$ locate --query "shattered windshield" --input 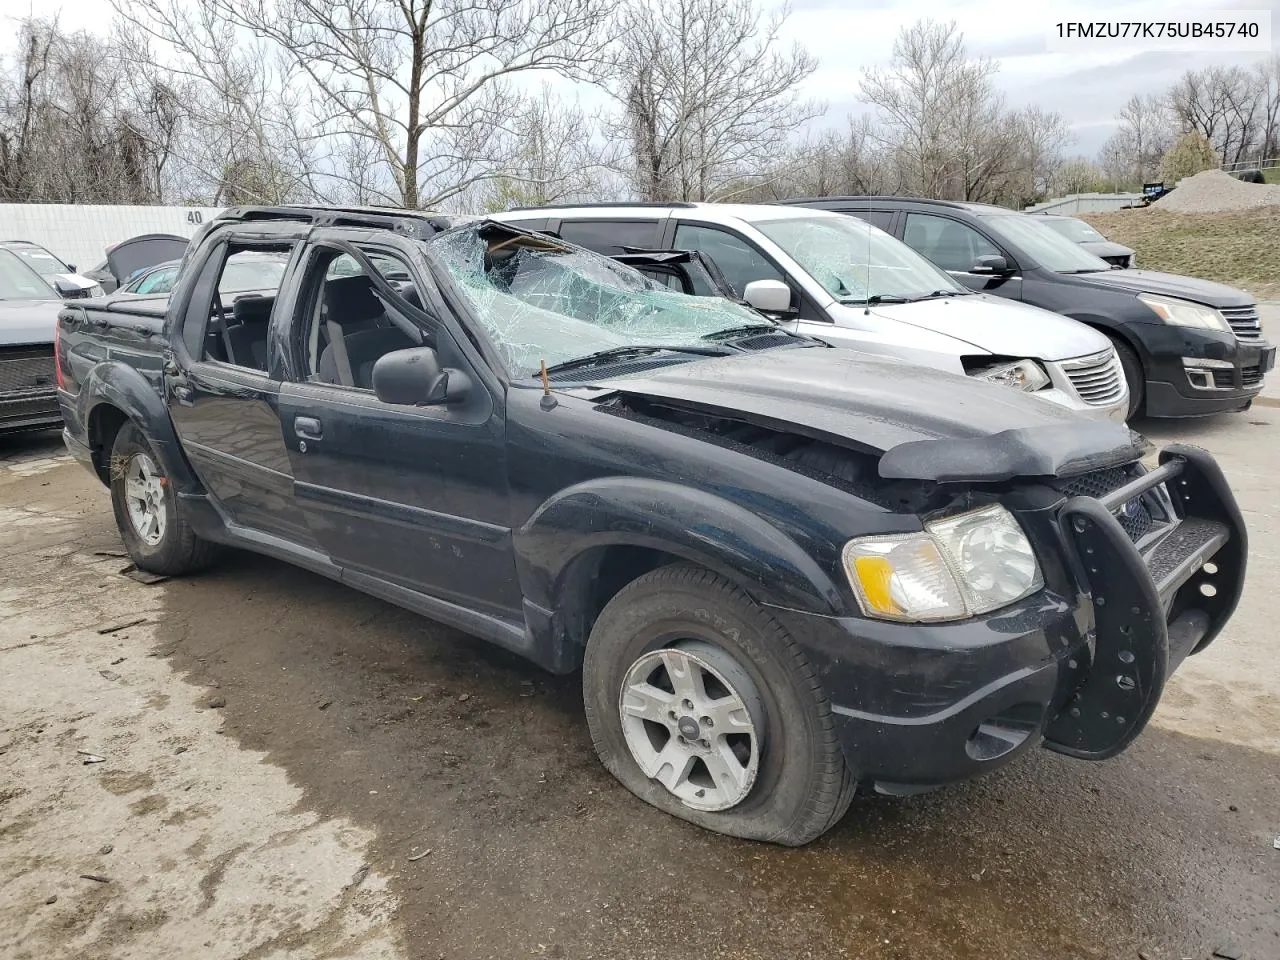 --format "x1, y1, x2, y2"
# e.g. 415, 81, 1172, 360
752, 215, 964, 303
427, 225, 775, 376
